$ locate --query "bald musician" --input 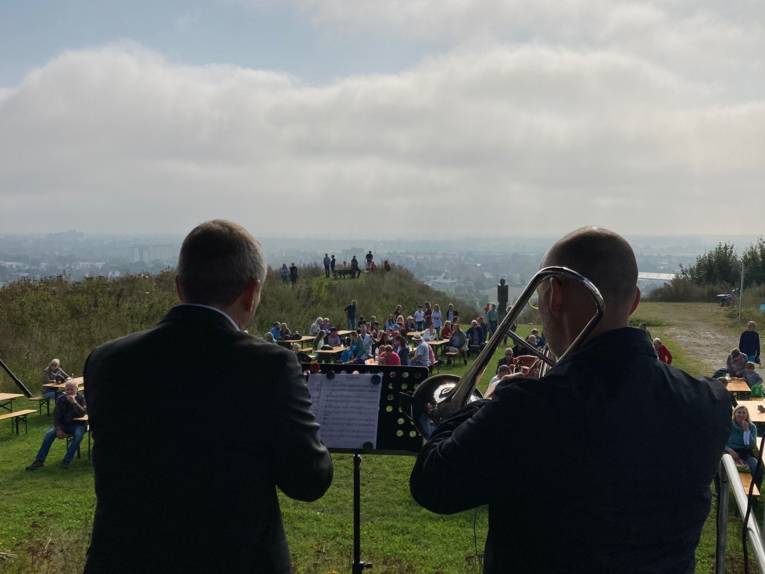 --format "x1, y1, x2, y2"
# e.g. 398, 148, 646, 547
410, 227, 731, 573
